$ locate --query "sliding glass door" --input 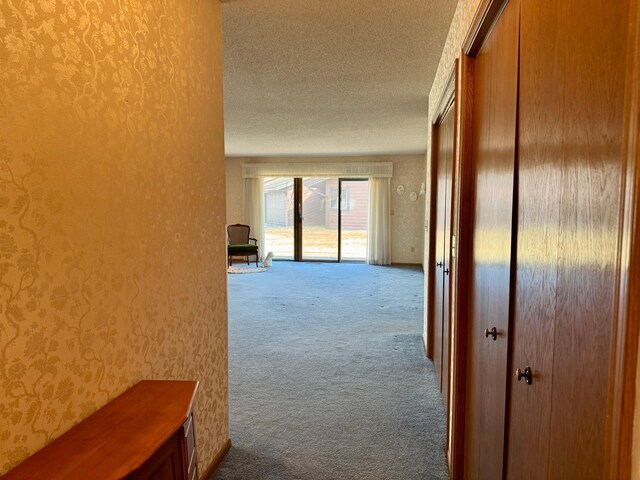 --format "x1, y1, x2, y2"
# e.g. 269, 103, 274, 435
263, 177, 368, 262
